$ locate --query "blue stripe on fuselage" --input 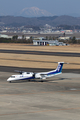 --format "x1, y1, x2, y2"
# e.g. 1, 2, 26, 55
17, 76, 35, 80
47, 71, 61, 76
